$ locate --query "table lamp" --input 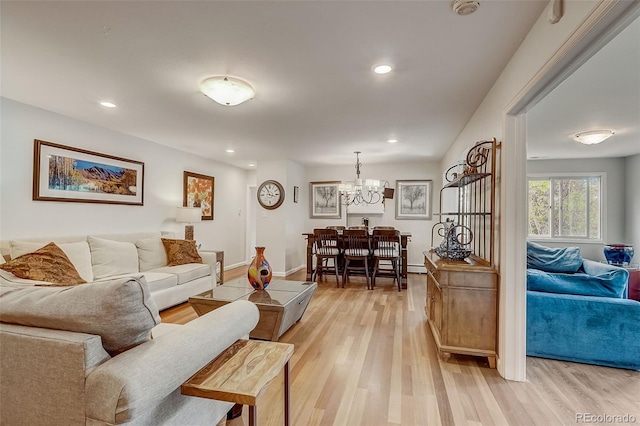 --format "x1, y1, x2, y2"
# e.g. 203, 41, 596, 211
176, 207, 202, 240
